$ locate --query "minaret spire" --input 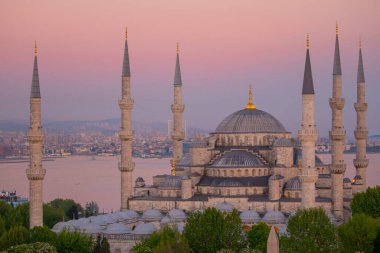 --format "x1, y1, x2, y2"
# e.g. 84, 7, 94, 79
119, 28, 134, 210
171, 43, 185, 163
27, 43, 46, 228
329, 24, 346, 219
245, 84, 256, 109
299, 33, 318, 209
353, 39, 369, 193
